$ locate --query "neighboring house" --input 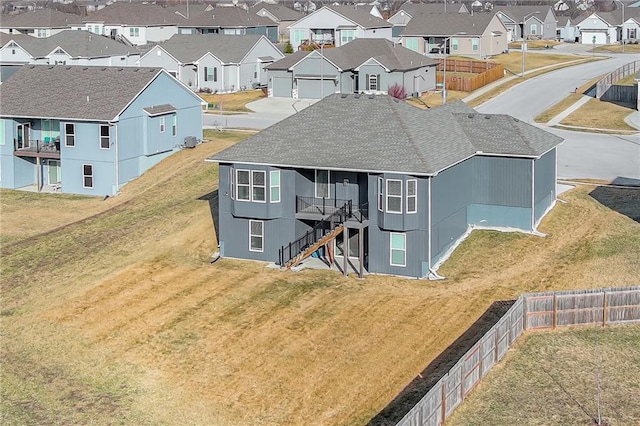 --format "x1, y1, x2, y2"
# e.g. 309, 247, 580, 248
137, 34, 284, 92
387, 3, 470, 41
288, 5, 393, 51
557, 15, 579, 42
401, 12, 508, 59
574, 9, 640, 44
207, 95, 563, 279
74, 2, 183, 46
0, 30, 141, 81
493, 6, 557, 41
266, 38, 438, 99
171, 4, 279, 43
251, 3, 303, 41
0, 65, 205, 196
76, 0, 113, 13
0, 8, 82, 37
